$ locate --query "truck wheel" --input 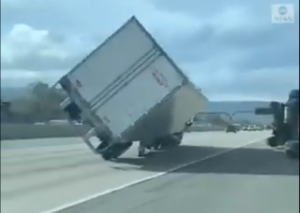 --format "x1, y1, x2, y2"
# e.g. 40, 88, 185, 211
267, 136, 278, 147
173, 132, 184, 141
172, 135, 183, 146
96, 141, 109, 152
151, 138, 163, 150
101, 142, 132, 161
286, 150, 298, 159
101, 151, 114, 161
160, 134, 182, 150
285, 141, 299, 159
